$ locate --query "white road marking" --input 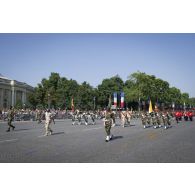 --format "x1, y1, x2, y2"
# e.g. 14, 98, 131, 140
0, 139, 18, 144
0, 121, 35, 124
